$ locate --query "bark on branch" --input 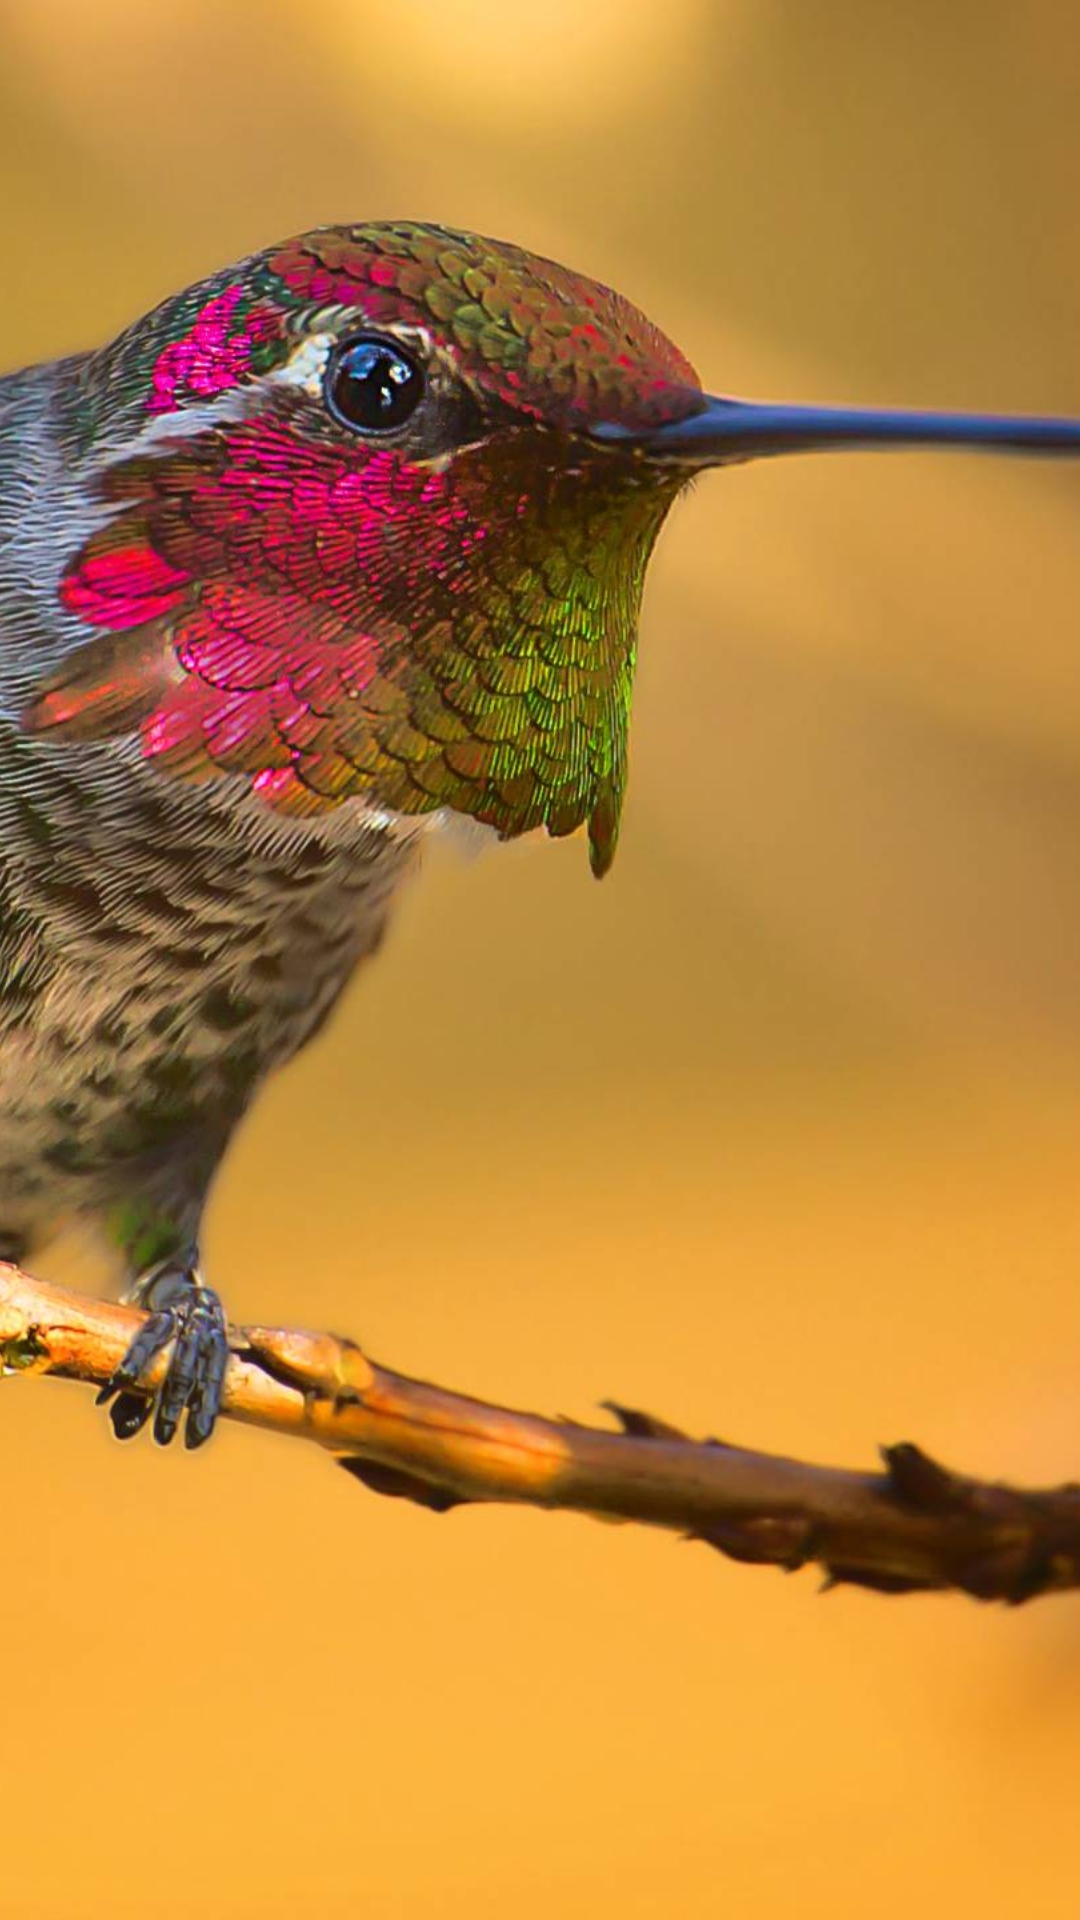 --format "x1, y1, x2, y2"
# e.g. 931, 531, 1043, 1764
2, 1261, 1078, 1605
